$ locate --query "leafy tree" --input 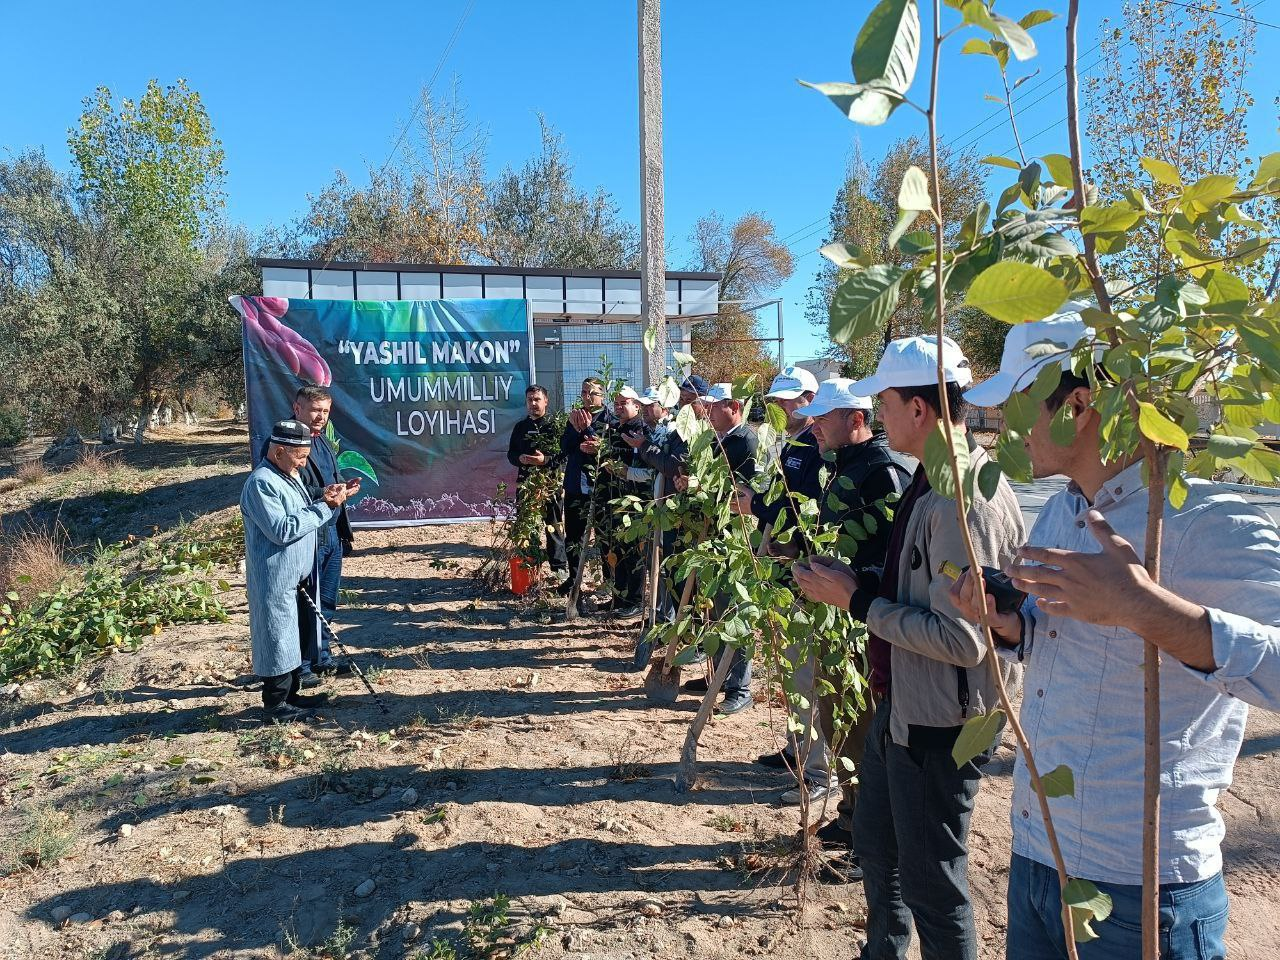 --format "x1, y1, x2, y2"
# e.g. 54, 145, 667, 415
803, 138, 997, 379
685, 212, 792, 384
68, 79, 228, 442
1083, 0, 1274, 288
481, 117, 638, 269
299, 86, 487, 264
